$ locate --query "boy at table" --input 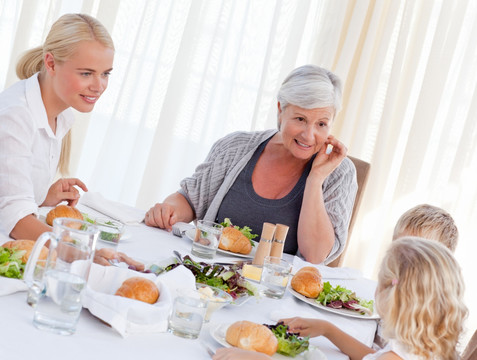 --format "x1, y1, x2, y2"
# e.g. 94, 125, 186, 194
392, 203, 458, 252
